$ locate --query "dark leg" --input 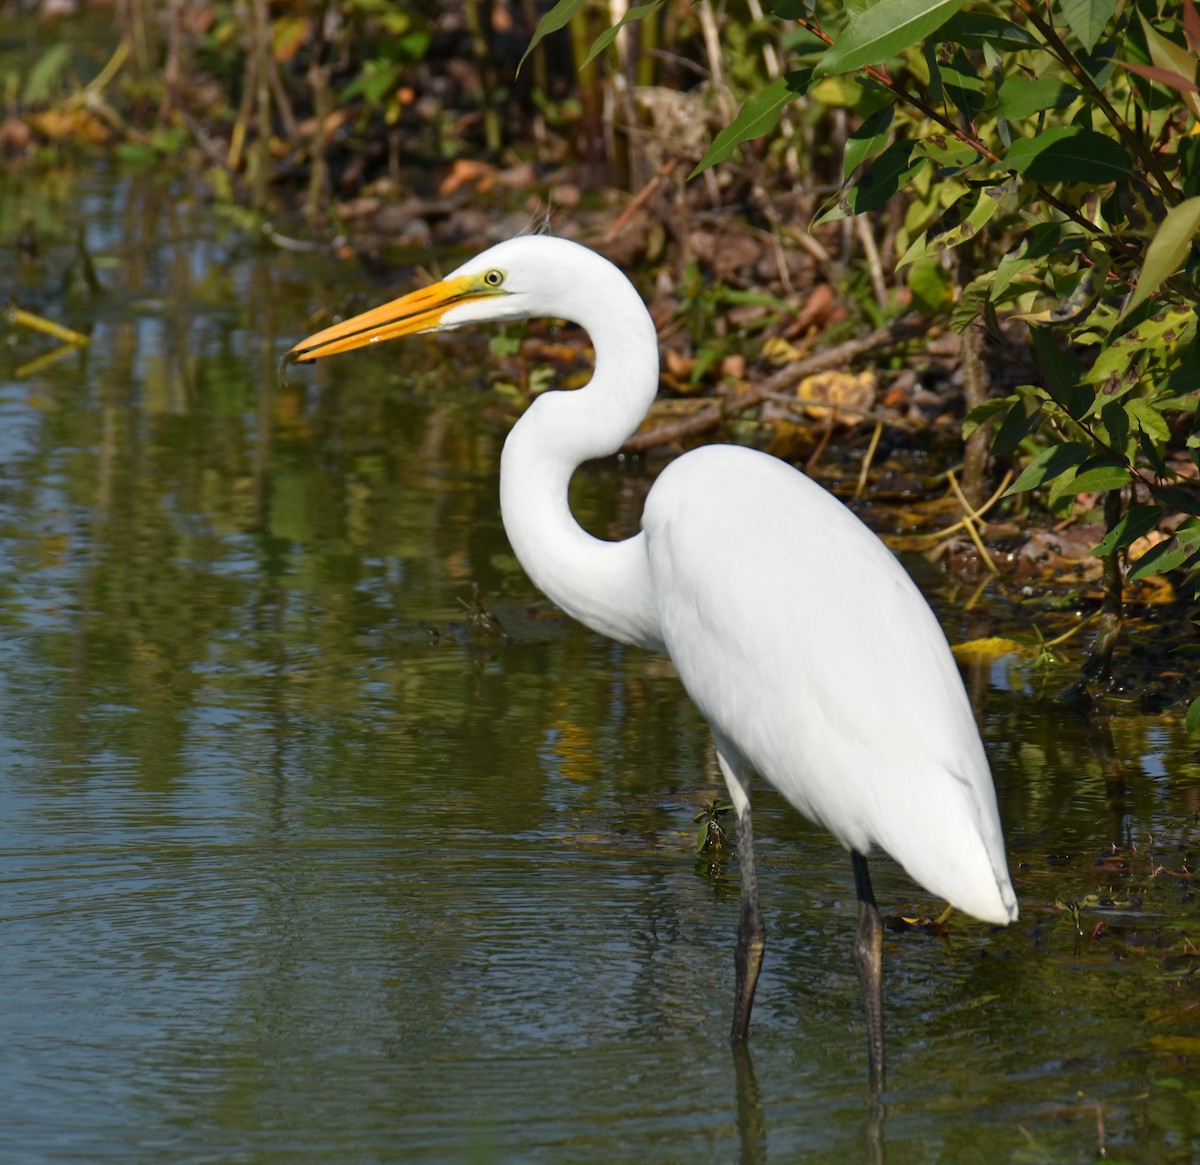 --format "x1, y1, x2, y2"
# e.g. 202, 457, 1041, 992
852, 850, 886, 1092
731, 802, 766, 1043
